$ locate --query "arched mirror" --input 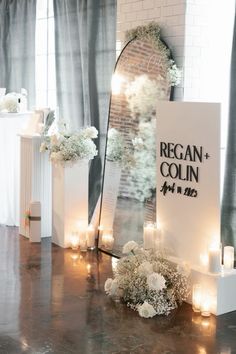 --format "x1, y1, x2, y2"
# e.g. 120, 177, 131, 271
98, 23, 180, 257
